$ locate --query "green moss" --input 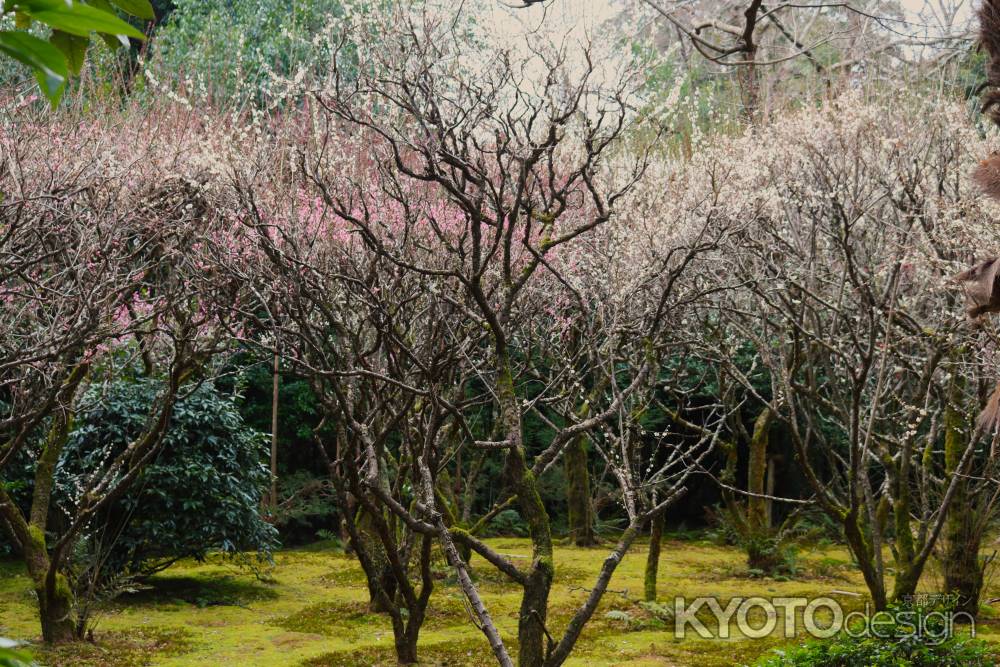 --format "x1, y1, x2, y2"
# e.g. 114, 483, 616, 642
316, 565, 368, 588
32, 627, 192, 667
277, 600, 381, 638
52, 571, 72, 602
2, 538, 999, 667
25, 525, 45, 552
279, 594, 476, 638
439, 563, 521, 594
301, 636, 492, 666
